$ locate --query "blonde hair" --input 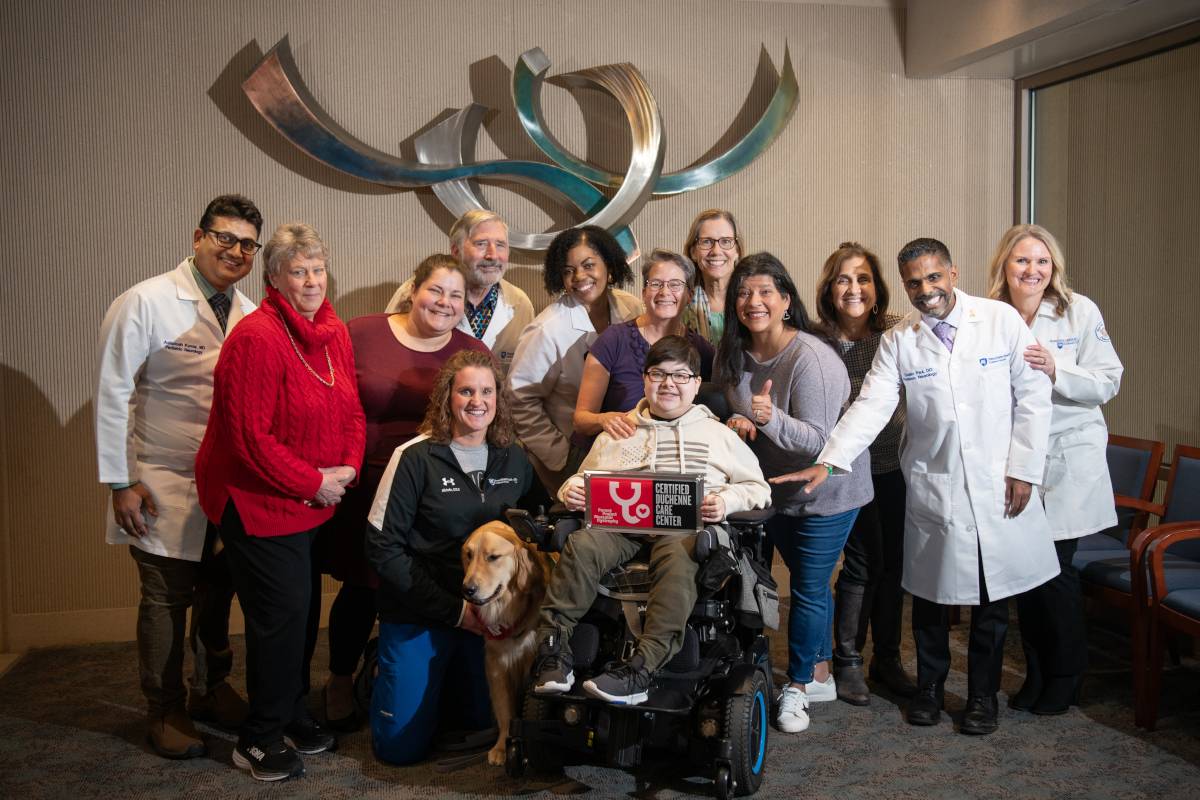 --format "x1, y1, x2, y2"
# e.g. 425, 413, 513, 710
987, 224, 1073, 318
417, 350, 514, 448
